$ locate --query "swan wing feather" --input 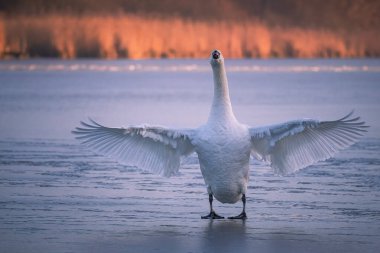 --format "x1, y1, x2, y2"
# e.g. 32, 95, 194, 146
249, 112, 368, 174
73, 119, 195, 177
